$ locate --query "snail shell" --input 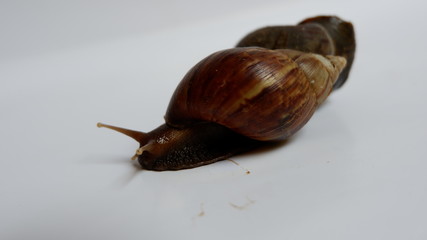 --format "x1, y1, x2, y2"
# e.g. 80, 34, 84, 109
98, 48, 346, 170
236, 16, 356, 89
166, 48, 346, 141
